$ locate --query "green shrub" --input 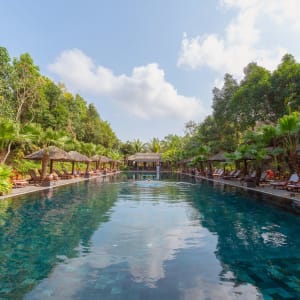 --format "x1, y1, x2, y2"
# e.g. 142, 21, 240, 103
0, 164, 13, 195
120, 165, 129, 171
13, 159, 40, 178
